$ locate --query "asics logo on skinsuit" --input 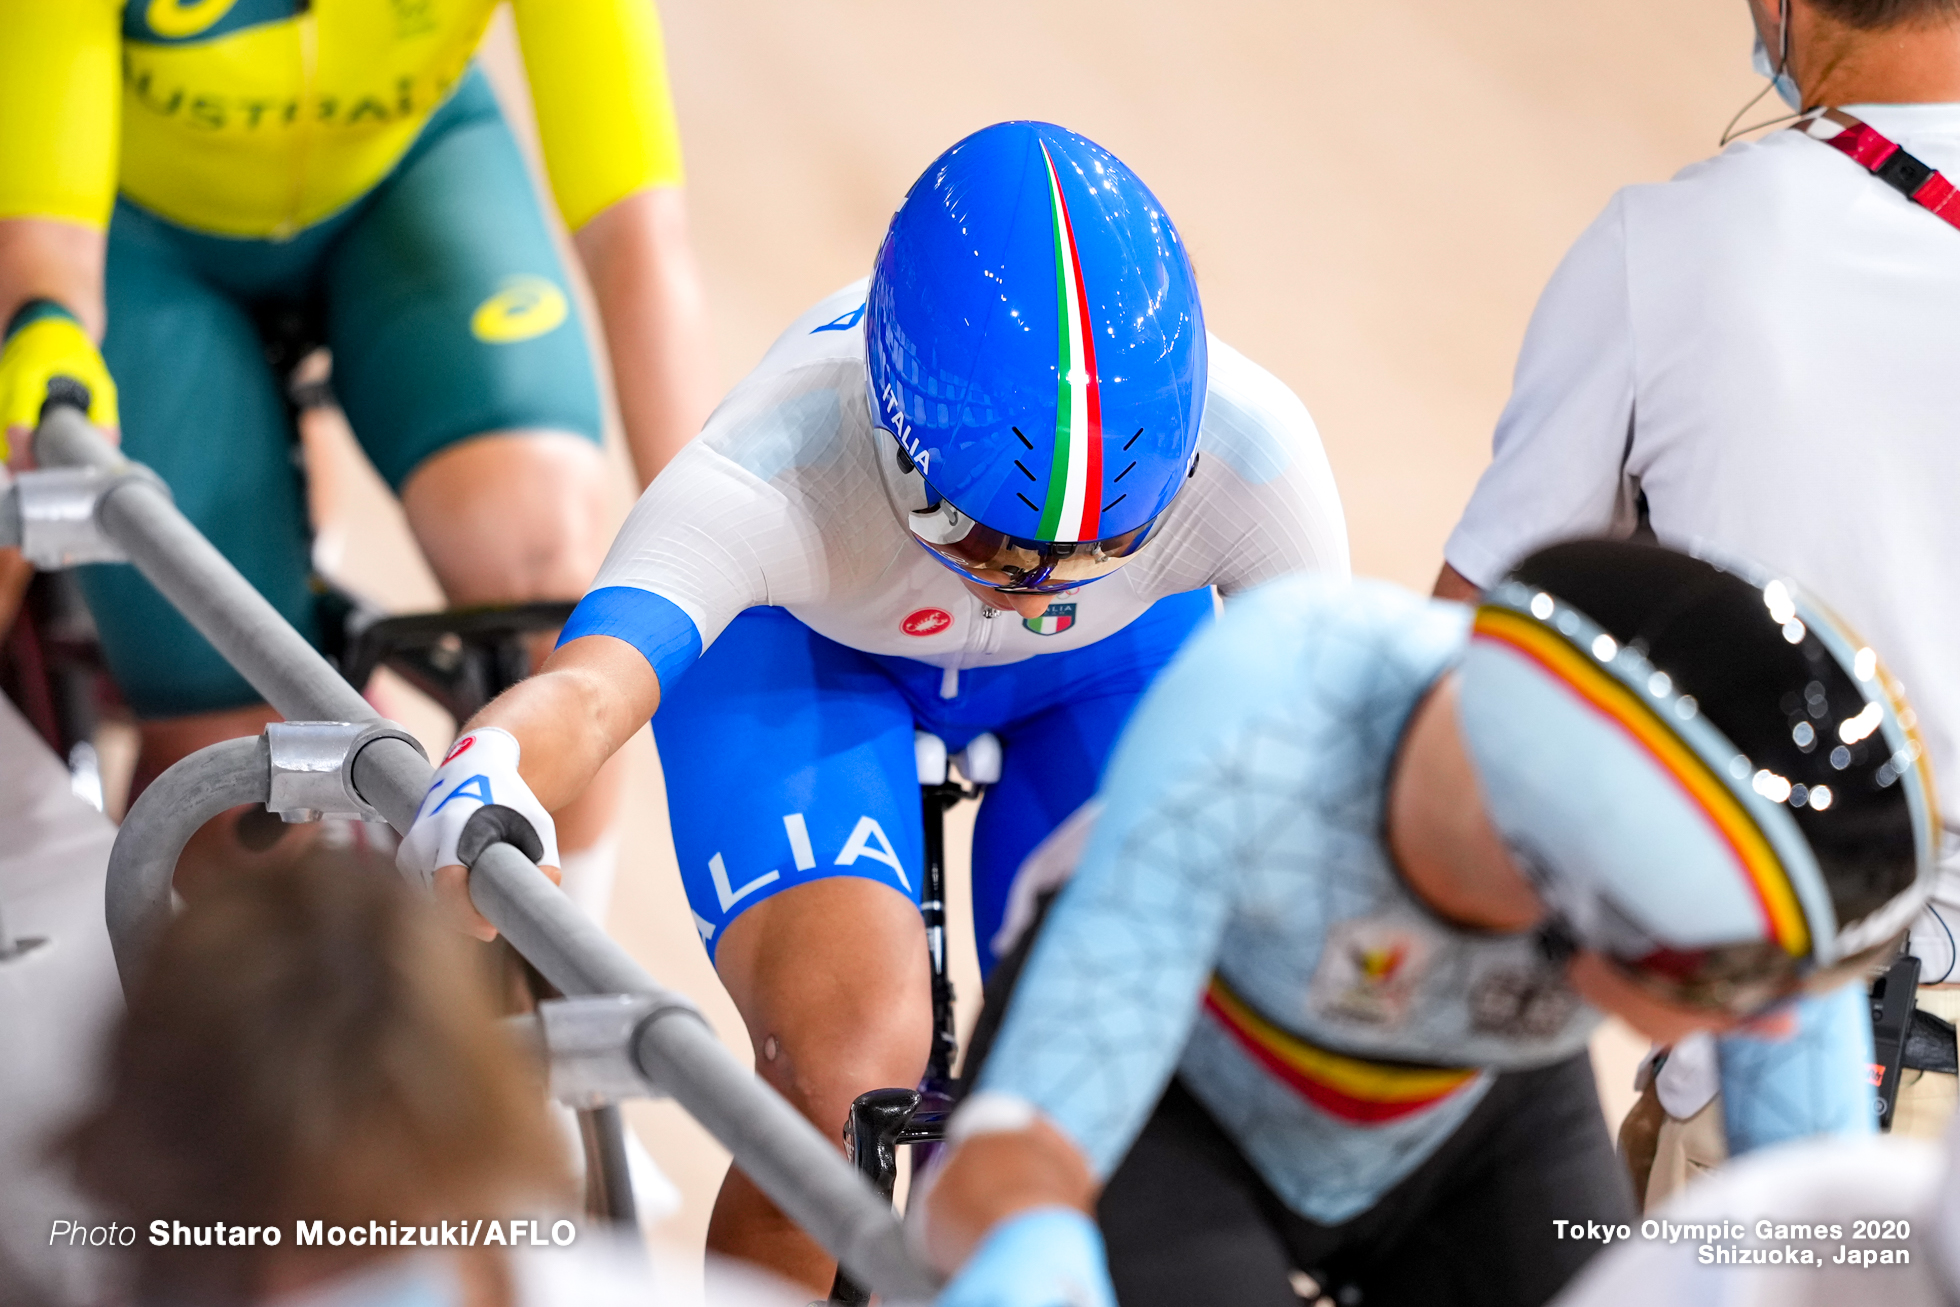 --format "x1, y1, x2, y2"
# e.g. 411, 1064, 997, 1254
902, 608, 953, 636
146, 0, 240, 39
470, 277, 569, 343
809, 303, 865, 333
